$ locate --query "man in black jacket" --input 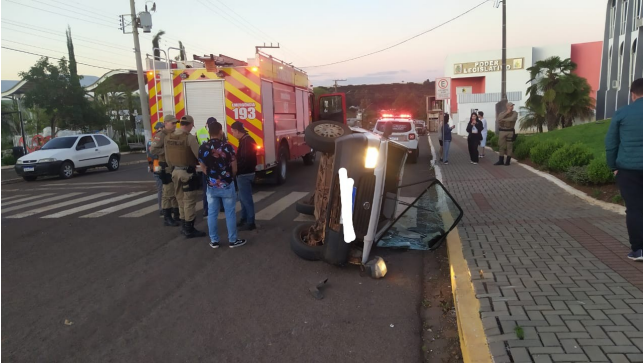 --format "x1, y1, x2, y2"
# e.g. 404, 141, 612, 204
230, 121, 258, 231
